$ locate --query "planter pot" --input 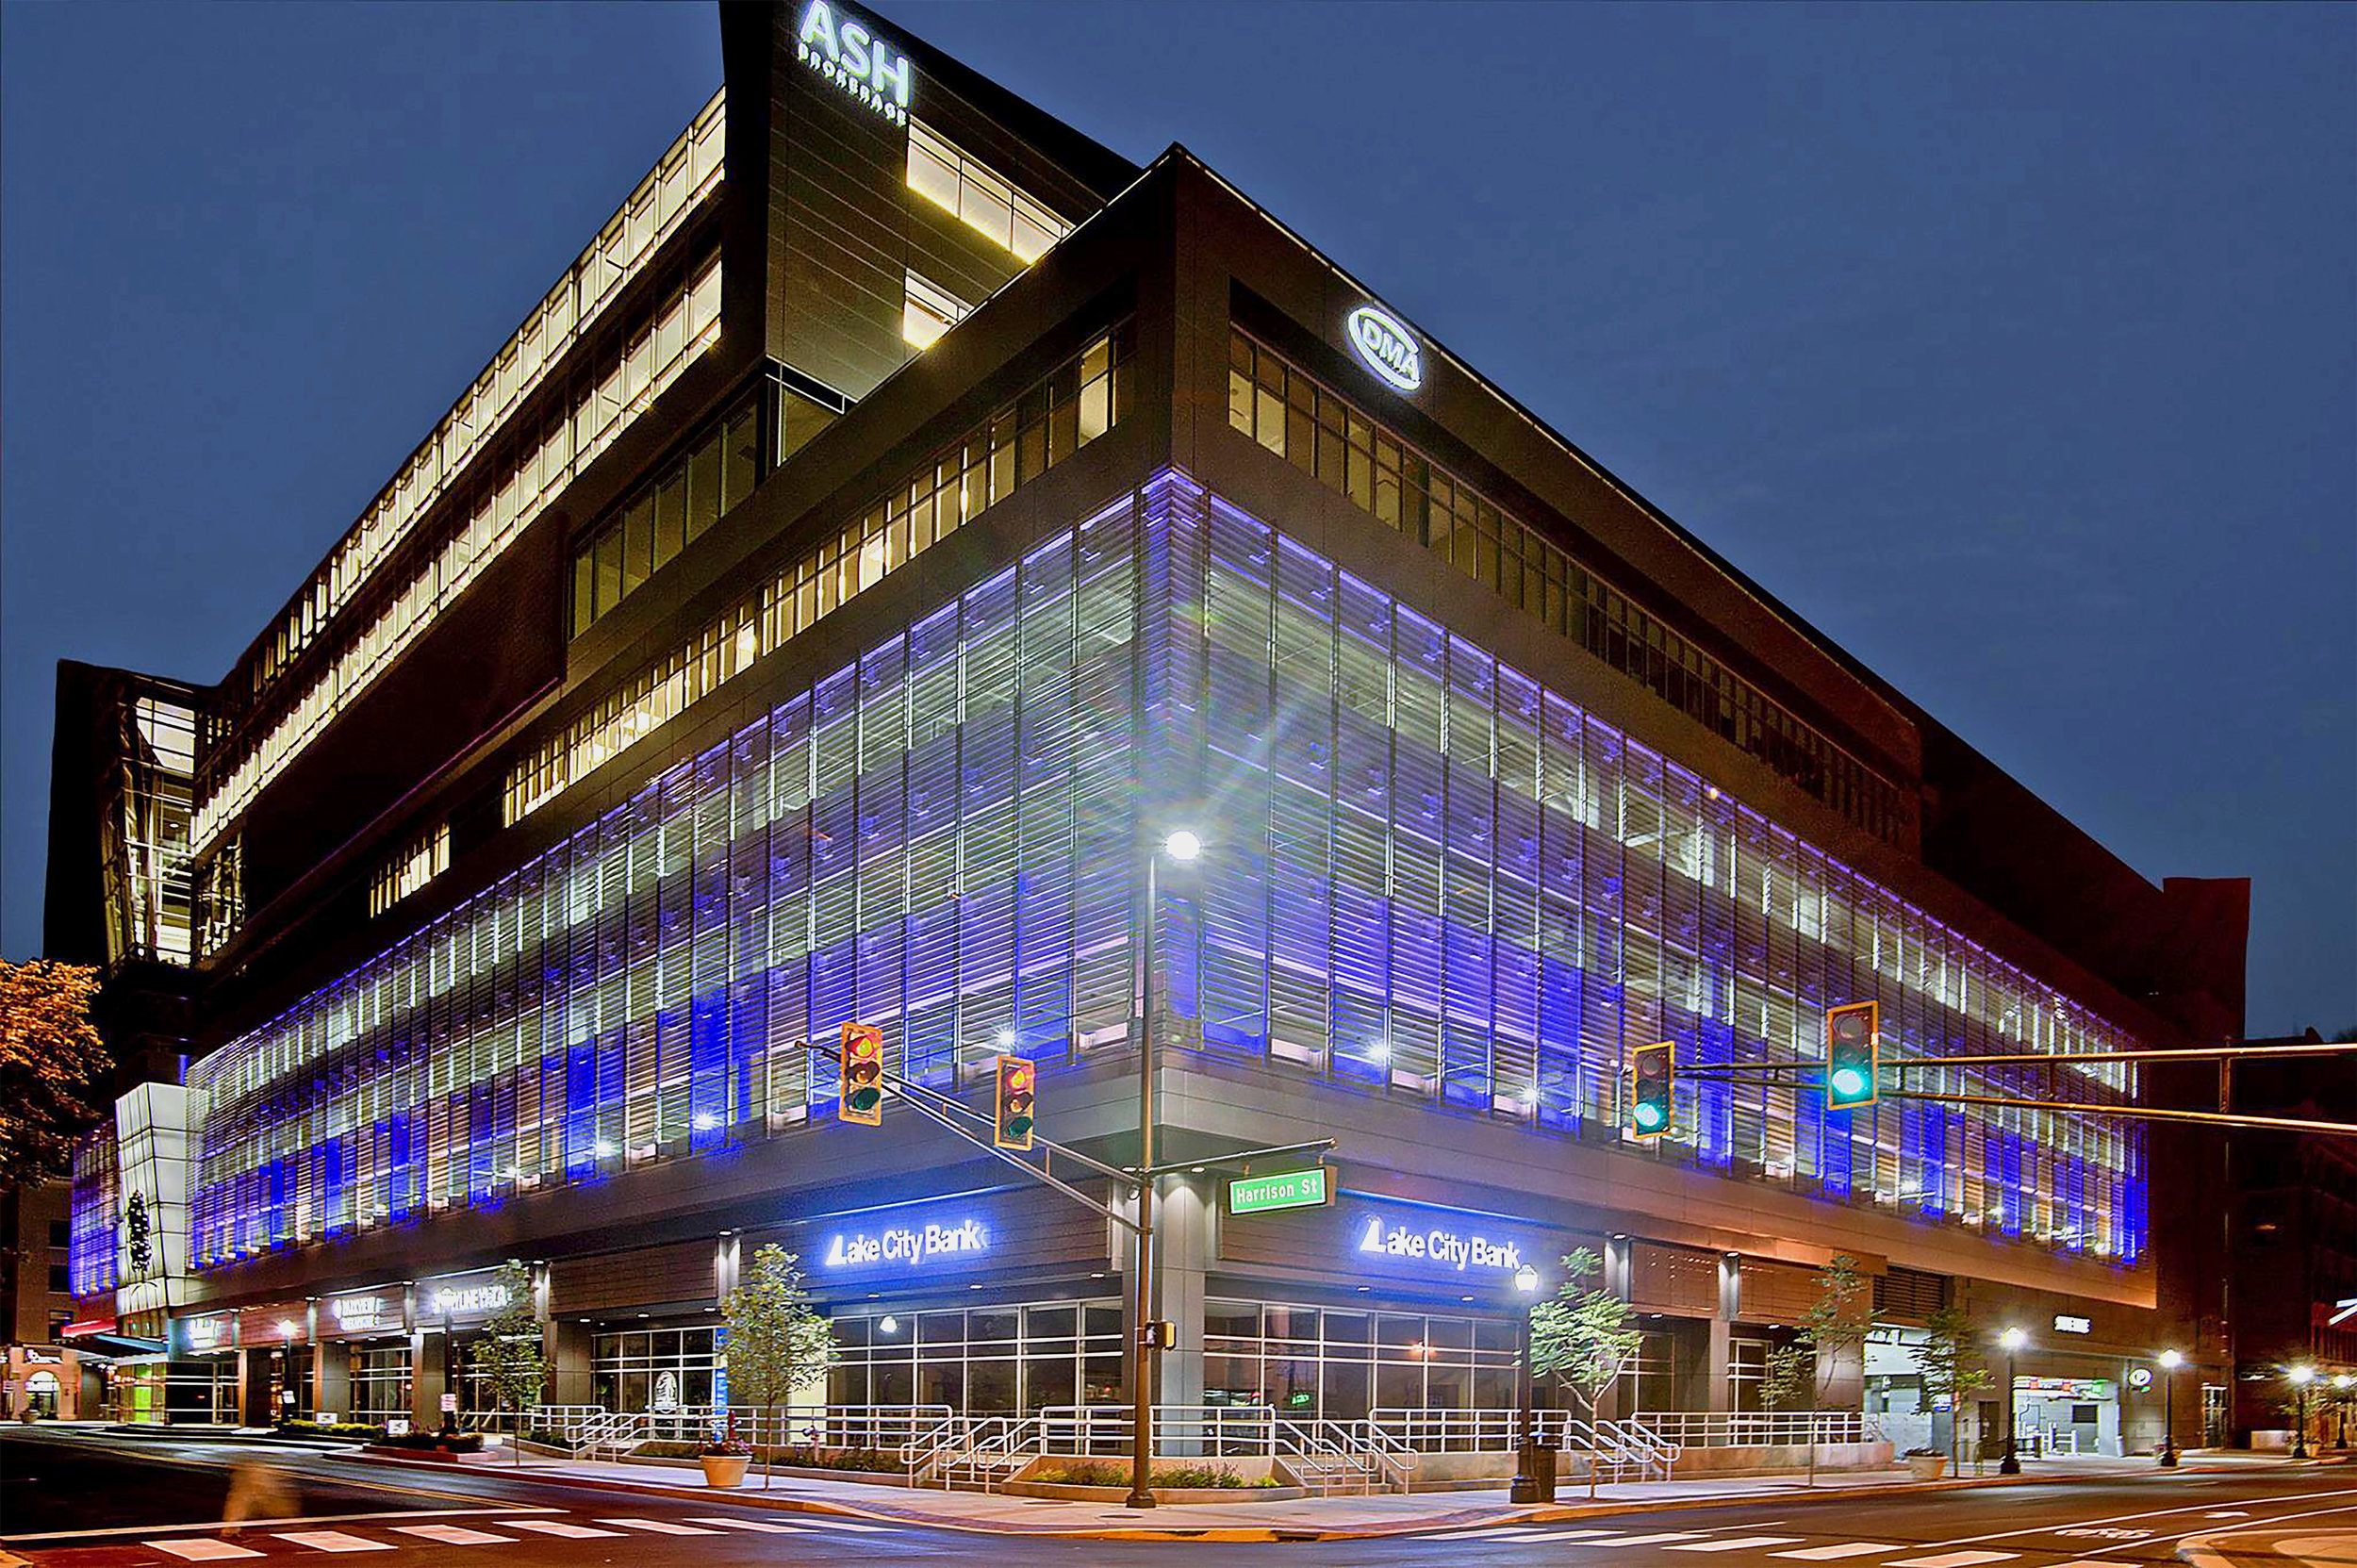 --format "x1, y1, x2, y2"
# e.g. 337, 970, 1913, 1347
1905, 1454, 1949, 1480
700, 1454, 750, 1489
